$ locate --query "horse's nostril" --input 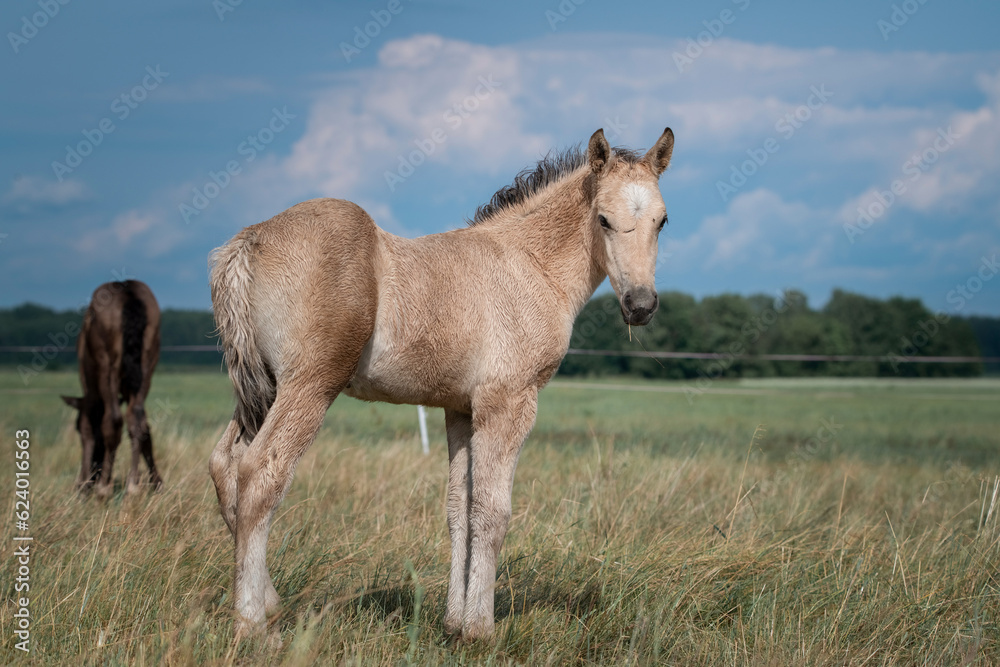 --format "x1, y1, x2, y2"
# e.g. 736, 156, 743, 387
623, 292, 633, 310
